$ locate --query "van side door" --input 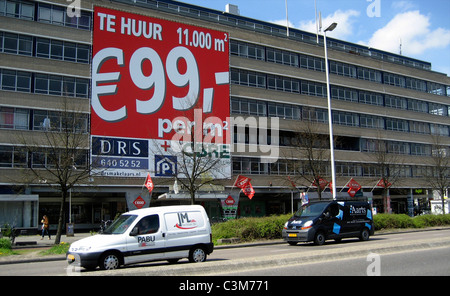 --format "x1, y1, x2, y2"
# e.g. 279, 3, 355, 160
125, 214, 166, 265
163, 210, 207, 259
